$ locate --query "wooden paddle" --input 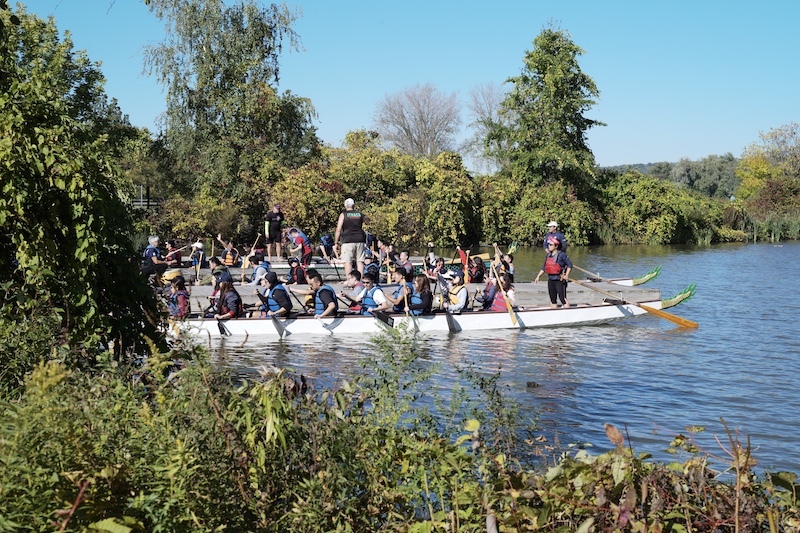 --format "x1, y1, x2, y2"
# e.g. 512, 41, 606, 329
242, 233, 262, 283
489, 261, 517, 326
569, 278, 698, 328
573, 264, 606, 281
